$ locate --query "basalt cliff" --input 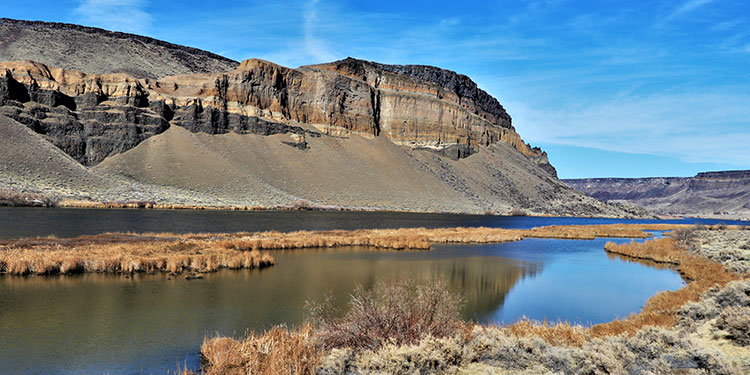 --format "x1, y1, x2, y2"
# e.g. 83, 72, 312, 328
565, 171, 750, 220
0, 18, 633, 216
